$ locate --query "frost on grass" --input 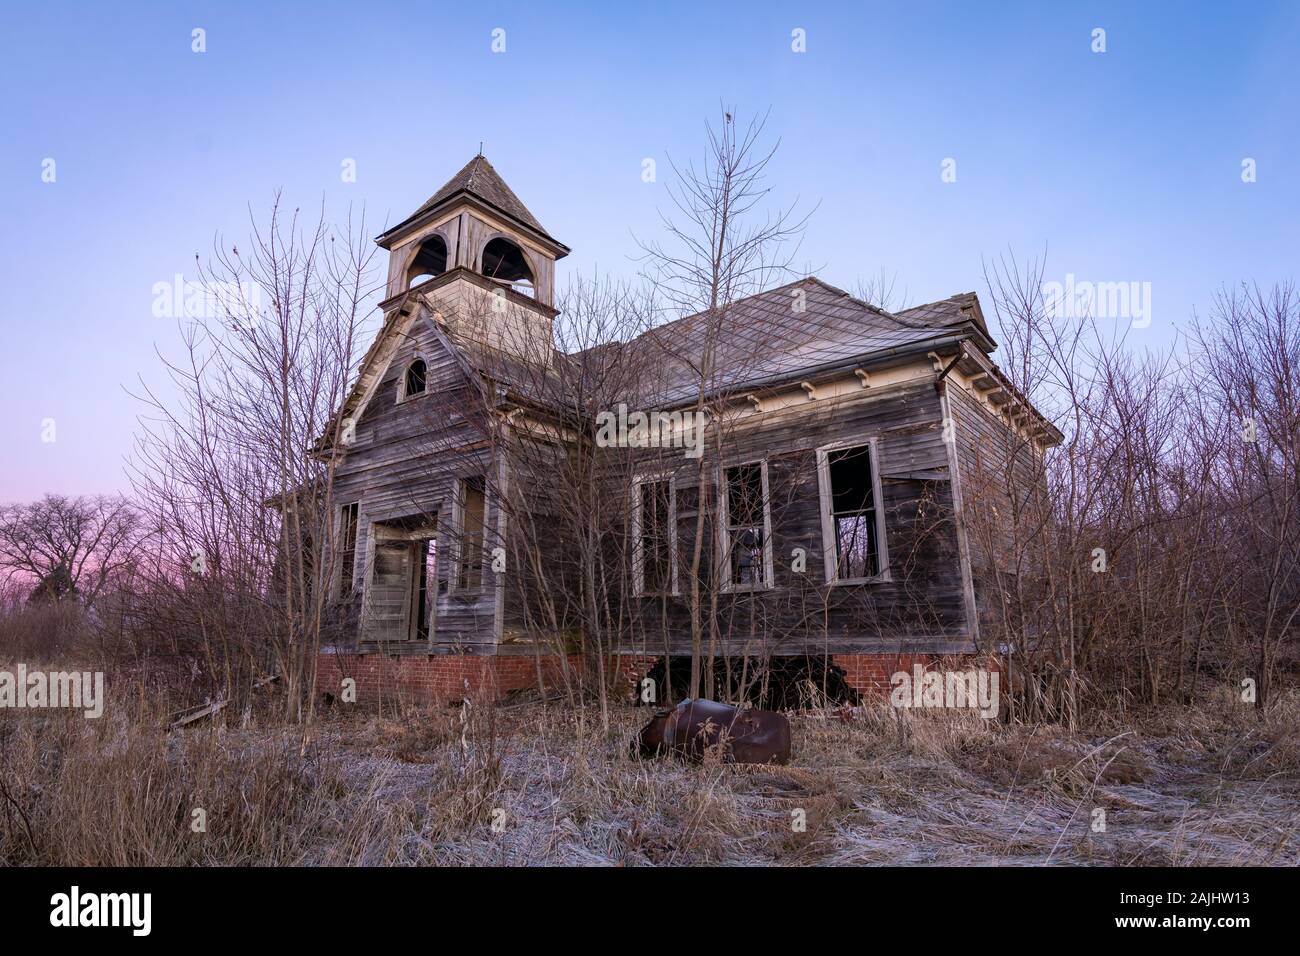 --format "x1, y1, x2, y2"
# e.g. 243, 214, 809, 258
2, 693, 1297, 866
